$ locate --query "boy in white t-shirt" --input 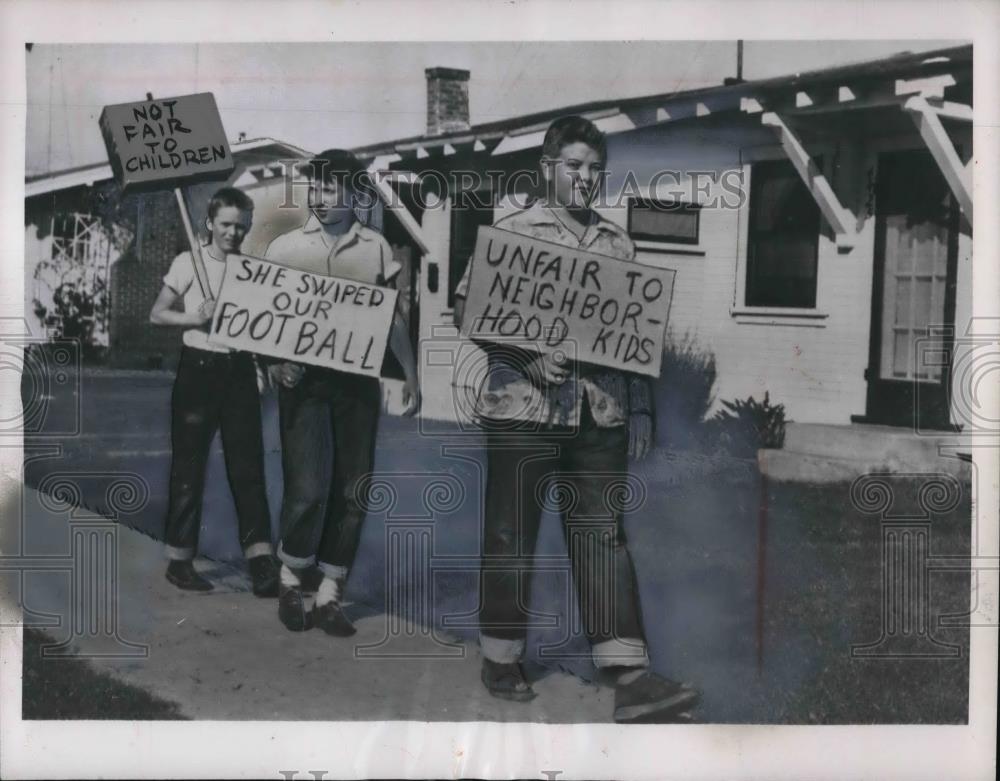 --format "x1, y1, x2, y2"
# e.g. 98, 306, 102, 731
149, 186, 279, 595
